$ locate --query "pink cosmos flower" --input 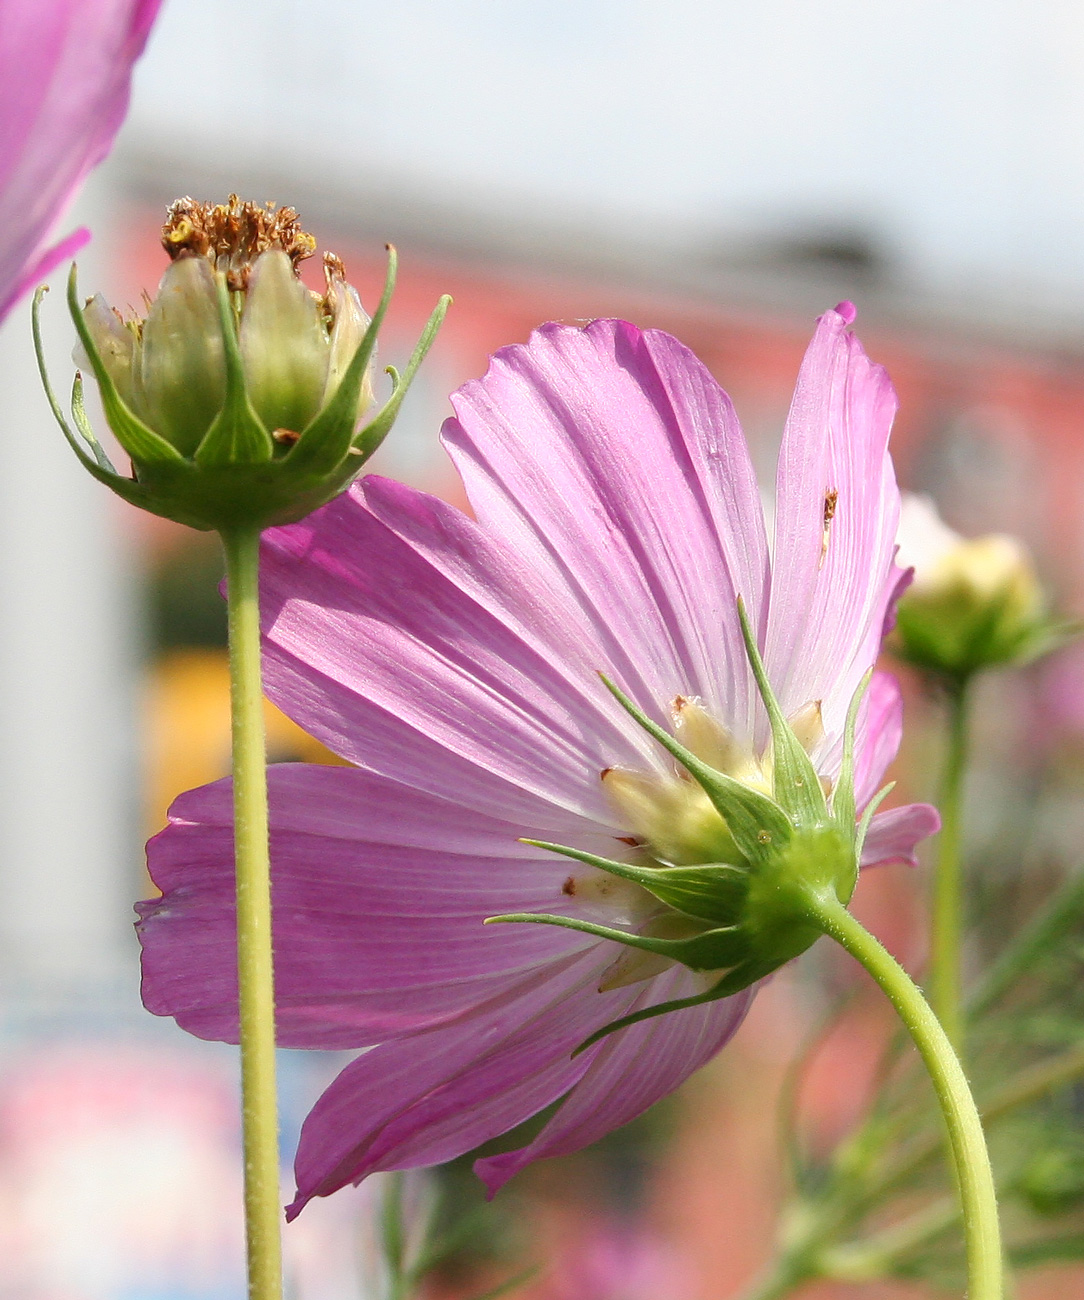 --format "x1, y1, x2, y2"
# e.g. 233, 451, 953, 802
0, 0, 160, 322
138, 305, 939, 1216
